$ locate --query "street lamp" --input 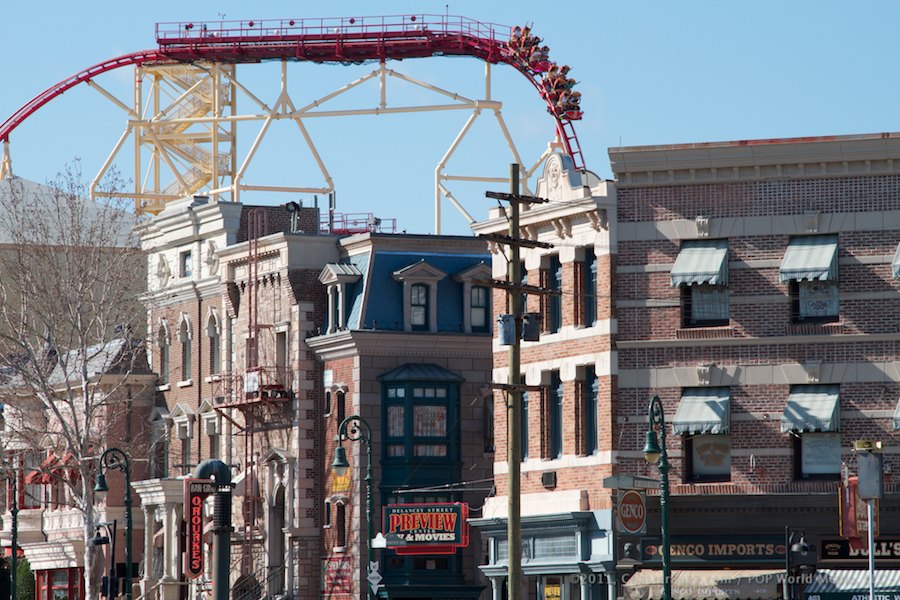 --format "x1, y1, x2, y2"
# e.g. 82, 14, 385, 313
784, 527, 815, 600
0, 462, 18, 600
331, 415, 374, 600
643, 395, 671, 600
90, 520, 118, 598
94, 448, 132, 600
